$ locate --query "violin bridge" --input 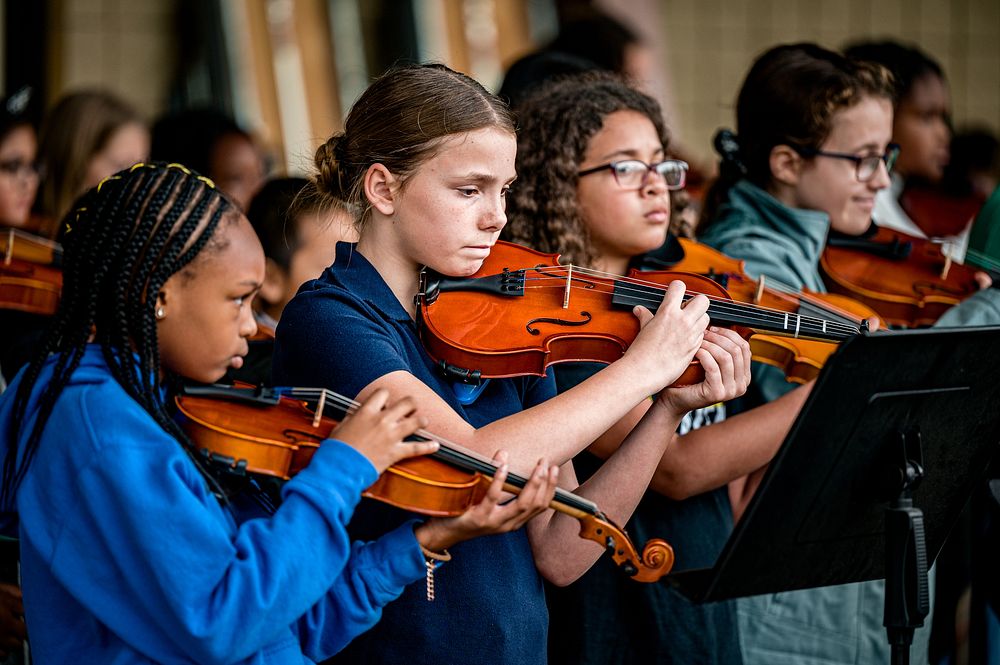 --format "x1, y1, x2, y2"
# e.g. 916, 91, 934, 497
563, 264, 573, 309
754, 274, 765, 304
312, 391, 326, 428
940, 253, 952, 280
